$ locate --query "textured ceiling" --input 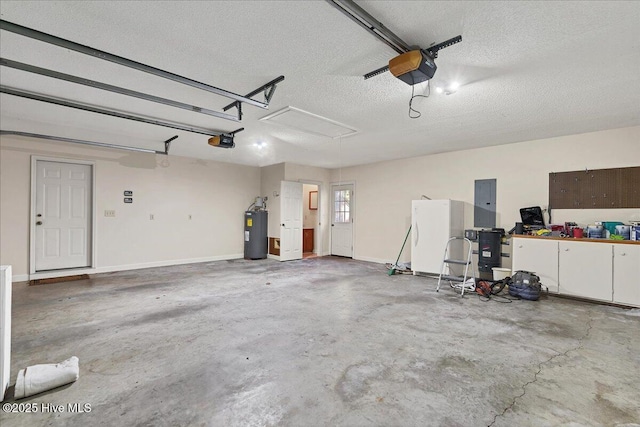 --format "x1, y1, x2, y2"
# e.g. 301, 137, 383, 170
0, 1, 639, 168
